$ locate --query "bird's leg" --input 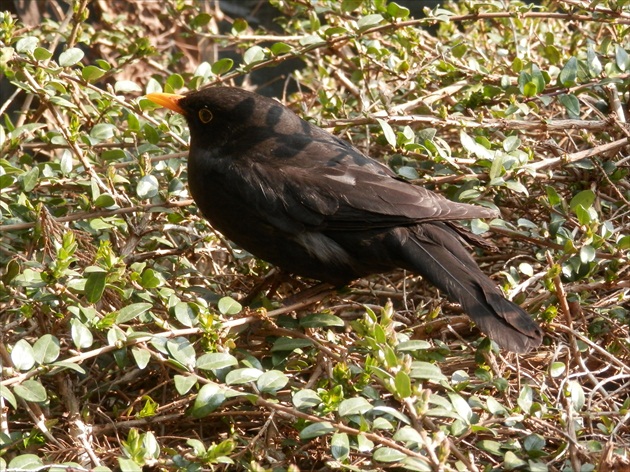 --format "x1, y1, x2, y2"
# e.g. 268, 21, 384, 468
281, 281, 337, 308
241, 268, 288, 305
